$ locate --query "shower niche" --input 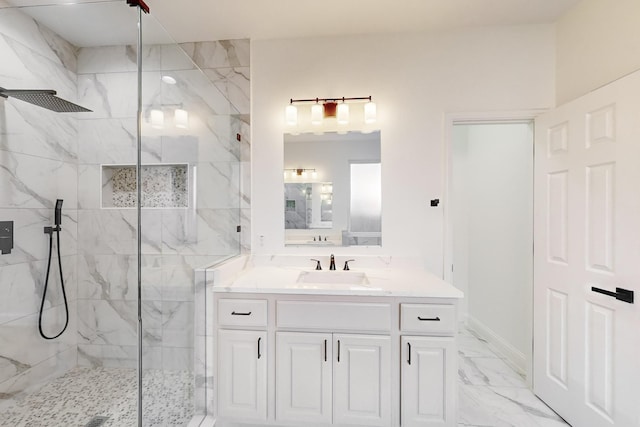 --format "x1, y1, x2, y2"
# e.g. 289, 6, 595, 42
101, 164, 189, 208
